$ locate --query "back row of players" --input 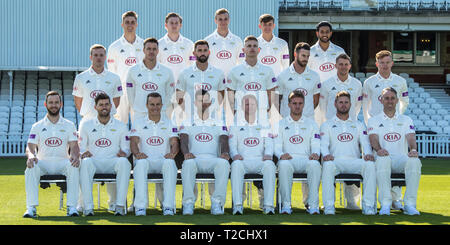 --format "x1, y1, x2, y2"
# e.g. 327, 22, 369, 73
23, 9, 420, 217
